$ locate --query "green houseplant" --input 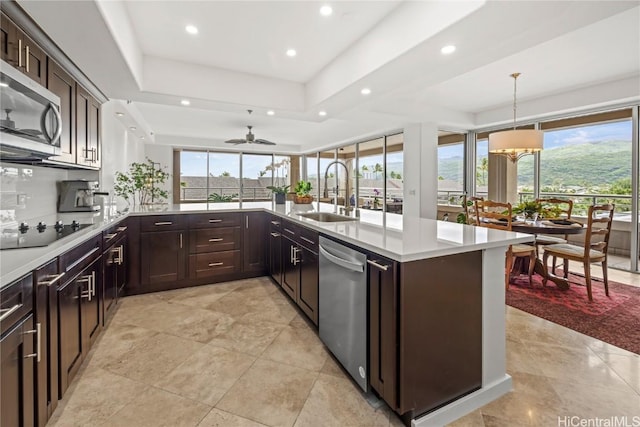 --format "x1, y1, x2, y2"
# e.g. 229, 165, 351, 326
293, 180, 313, 204
114, 159, 170, 206
266, 184, 290, 204
513, 200, 542, 220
